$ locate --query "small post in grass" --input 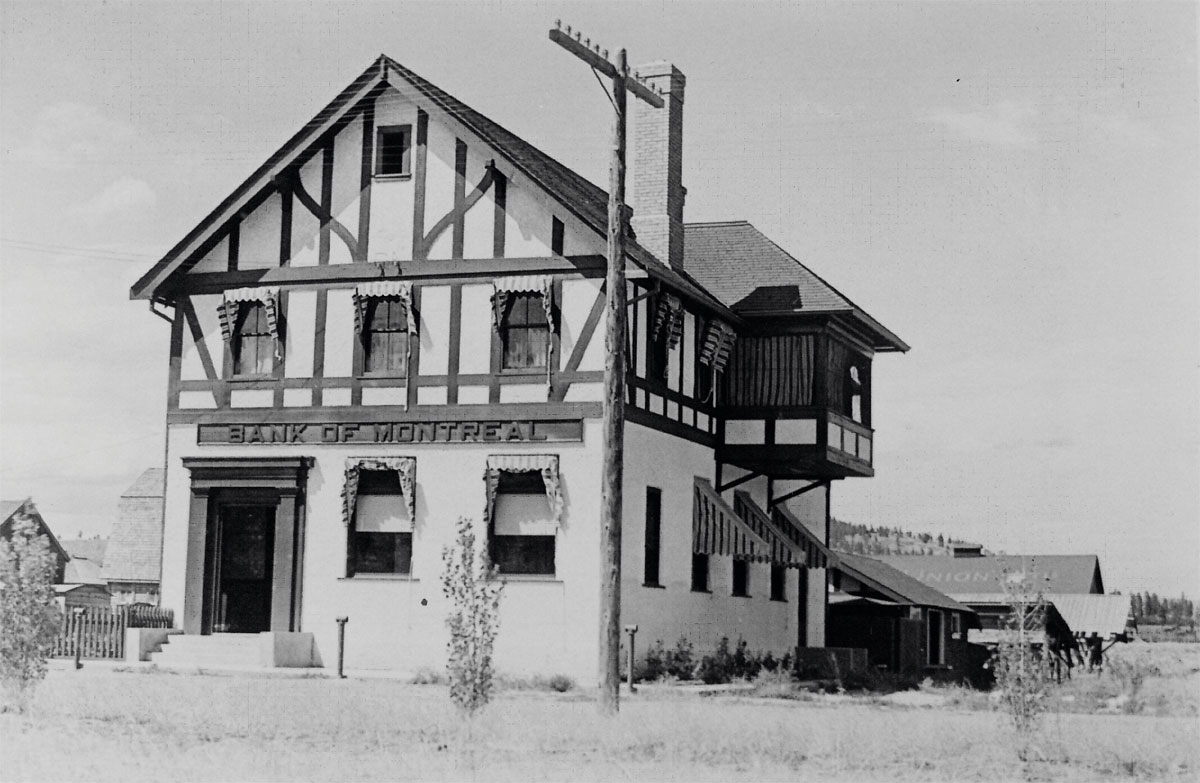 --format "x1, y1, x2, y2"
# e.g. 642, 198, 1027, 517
335, 616, 349, 679
624, 624, 638, 693
72, 608, 84, 670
